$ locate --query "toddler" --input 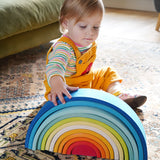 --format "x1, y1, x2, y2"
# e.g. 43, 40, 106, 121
44, 0, 147, 108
